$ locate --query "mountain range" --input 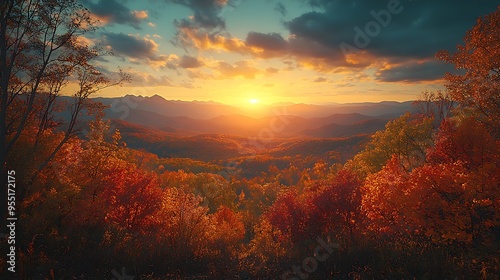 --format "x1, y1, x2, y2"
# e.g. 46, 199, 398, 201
89, 94, 415, 138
